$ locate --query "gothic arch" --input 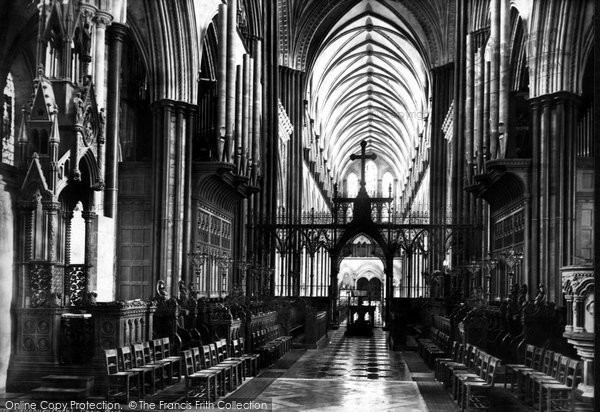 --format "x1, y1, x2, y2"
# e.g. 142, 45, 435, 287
527, 0, 593, 97
127, 0, 197, 104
